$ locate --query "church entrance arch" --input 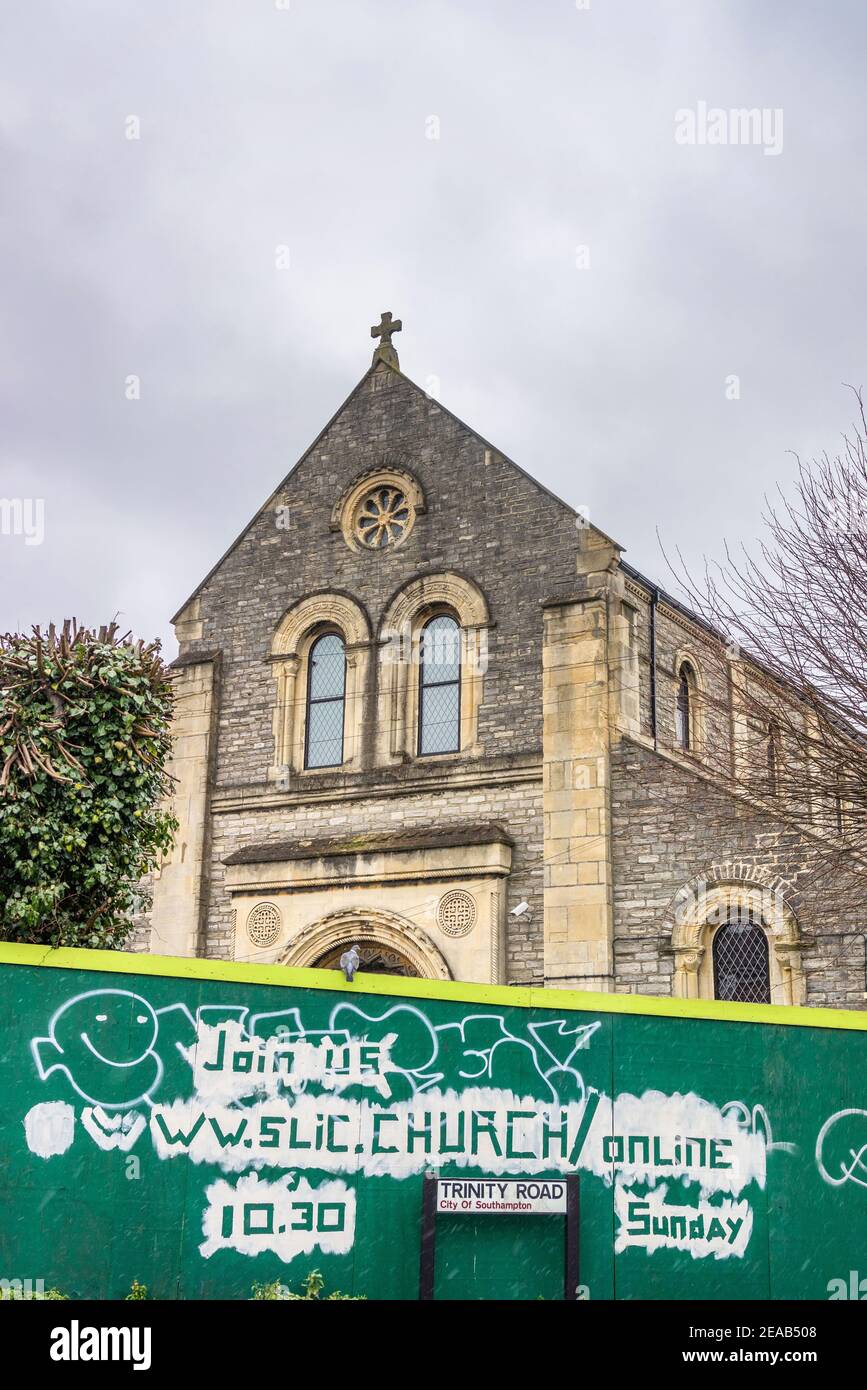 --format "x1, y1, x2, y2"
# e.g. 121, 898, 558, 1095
280, 908, 452, 981
312, 941, 419, 977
